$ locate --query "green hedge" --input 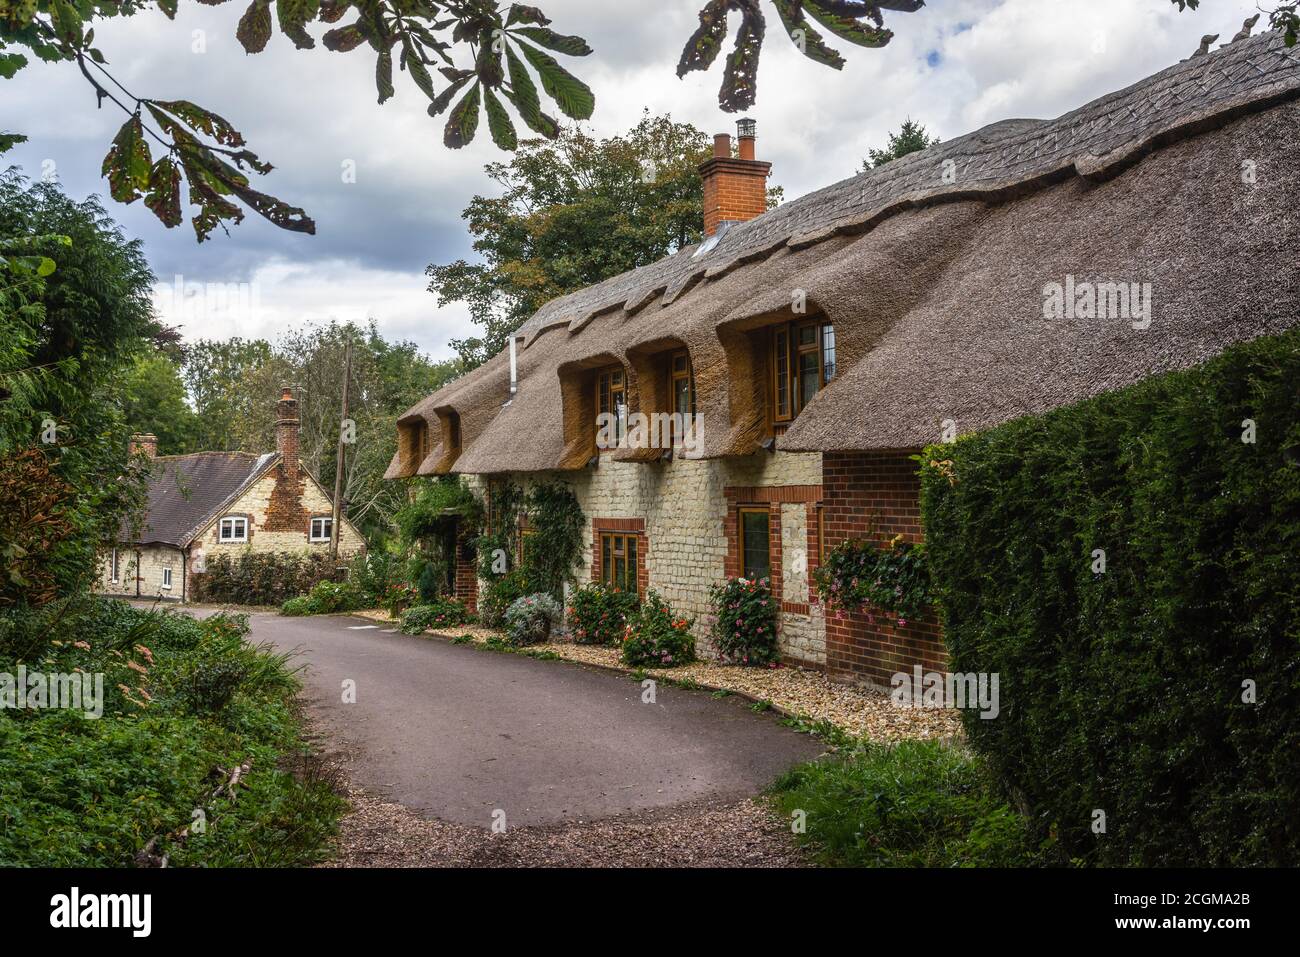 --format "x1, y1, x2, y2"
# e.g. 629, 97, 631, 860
919, 327, 1300, 866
